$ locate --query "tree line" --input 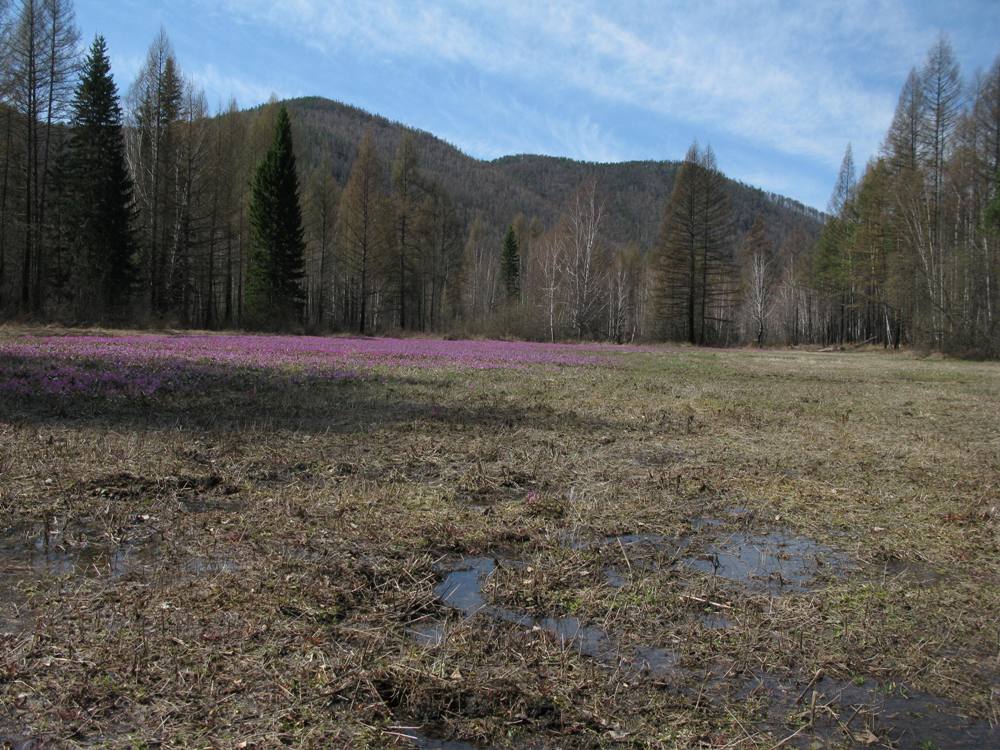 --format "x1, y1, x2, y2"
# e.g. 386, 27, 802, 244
812, 35, 1000, 356
0, 2, 997, 354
